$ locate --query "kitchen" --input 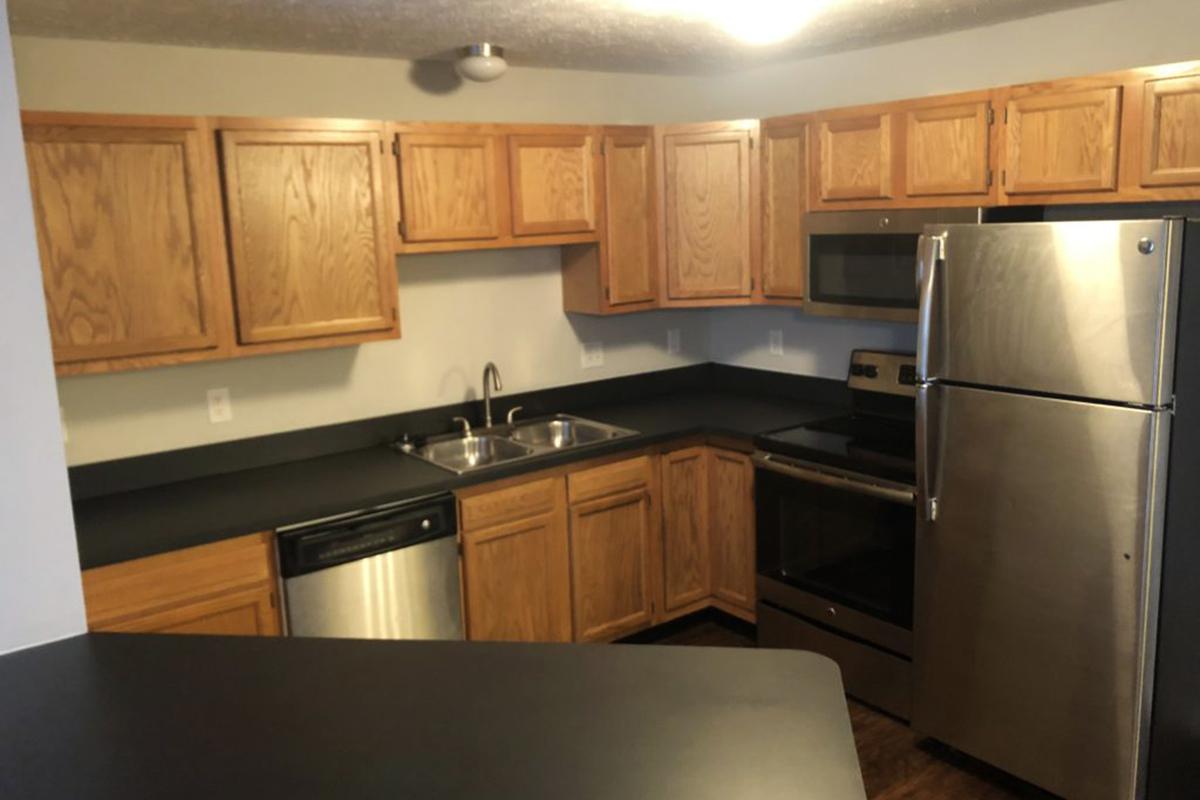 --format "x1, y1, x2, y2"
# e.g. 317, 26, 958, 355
2, 1, 1200, 798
